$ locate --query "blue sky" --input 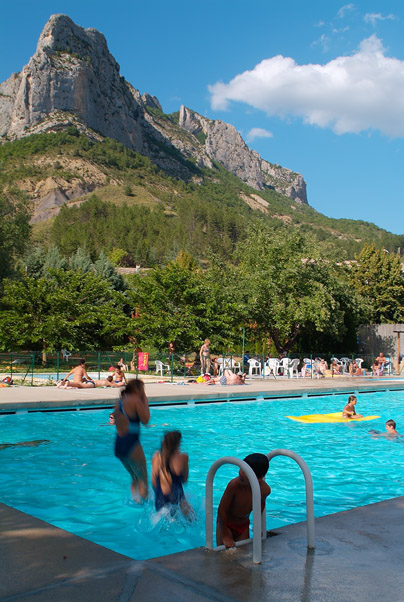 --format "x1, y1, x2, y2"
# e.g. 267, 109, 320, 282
1, 0, 404, 234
